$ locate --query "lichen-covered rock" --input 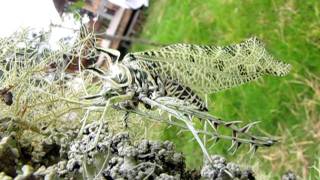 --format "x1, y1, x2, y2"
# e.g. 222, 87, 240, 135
0, 118, 78, 179
0, 118, 25, 140
0, 120, 292, 179
155, 173, 180, 180
64, 121, 191, 179
65, 121, 113, 177
0, 172, 12, 180
0, 135, 20, 177
201, 155, 255, 180
282, 171, 297, 180
14, 165, 36, 180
